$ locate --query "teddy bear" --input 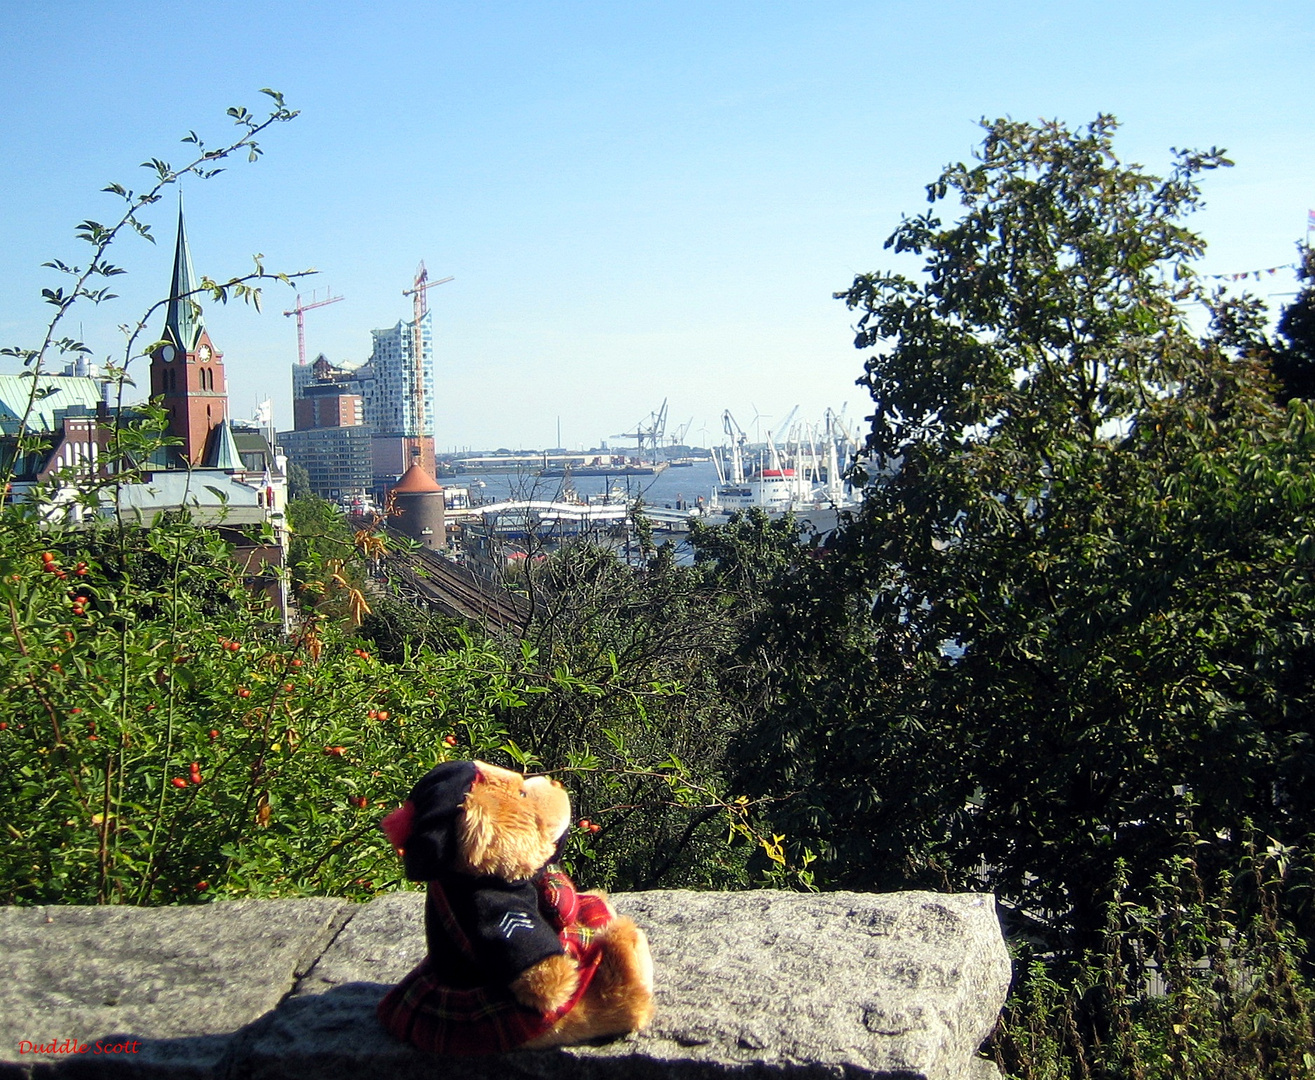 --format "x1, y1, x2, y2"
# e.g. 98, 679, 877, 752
375, 759, 655, 1054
